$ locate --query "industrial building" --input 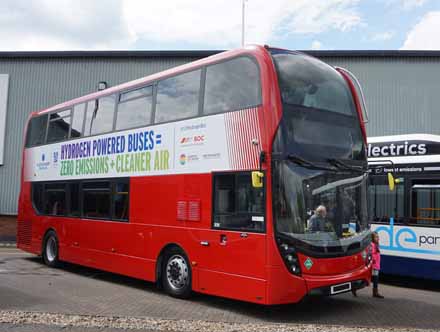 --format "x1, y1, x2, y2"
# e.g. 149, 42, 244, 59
1, 49, 440, 215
